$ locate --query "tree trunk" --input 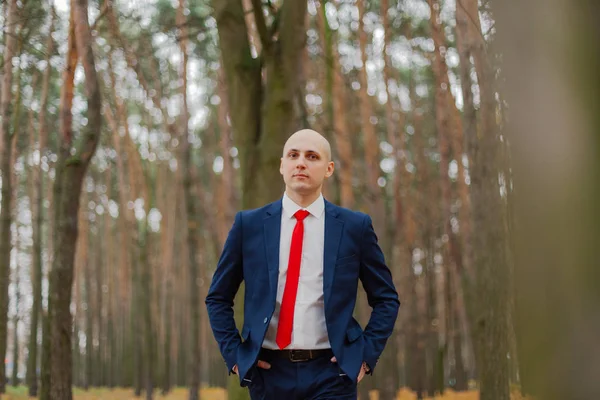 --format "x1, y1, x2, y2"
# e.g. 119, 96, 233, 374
139, 224, 155, 400
427, 0, 470, 392
408, 100, 430, 399
357, 0, 385, 236
424, 240, 439, 397
454, 0, 476, 283
494, 0, 600, 398
455, 0, 511, 397
94, 215, 104, 387
215, 70, 236, 247
11, 240, 20, 386
463, 0, 511, 398
49, 0, 103, 397
380, 1, 405, 396
40, 311, 51, 400
159, 164, 177, 395
27, 8, 54, 396
104, 167, 116, 389
176, 1, 201, 399
0, 0, 19, 391
83, 194, 93, 390
356, 3, 388, 397
214, 2, 309, 399
316, 0, 355, 209
214, 0, 308, 209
